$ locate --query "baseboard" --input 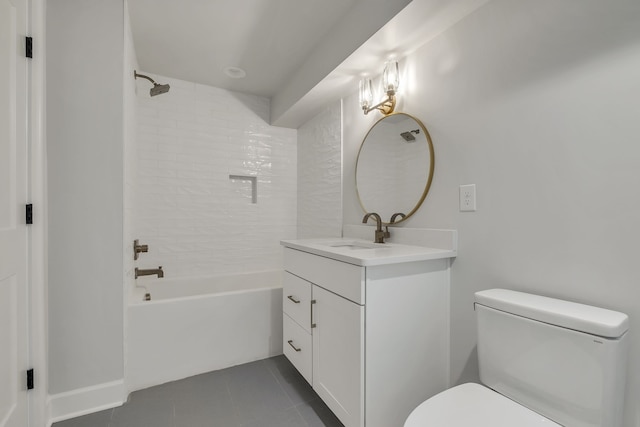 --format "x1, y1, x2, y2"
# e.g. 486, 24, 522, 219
48, 379, 126, 425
